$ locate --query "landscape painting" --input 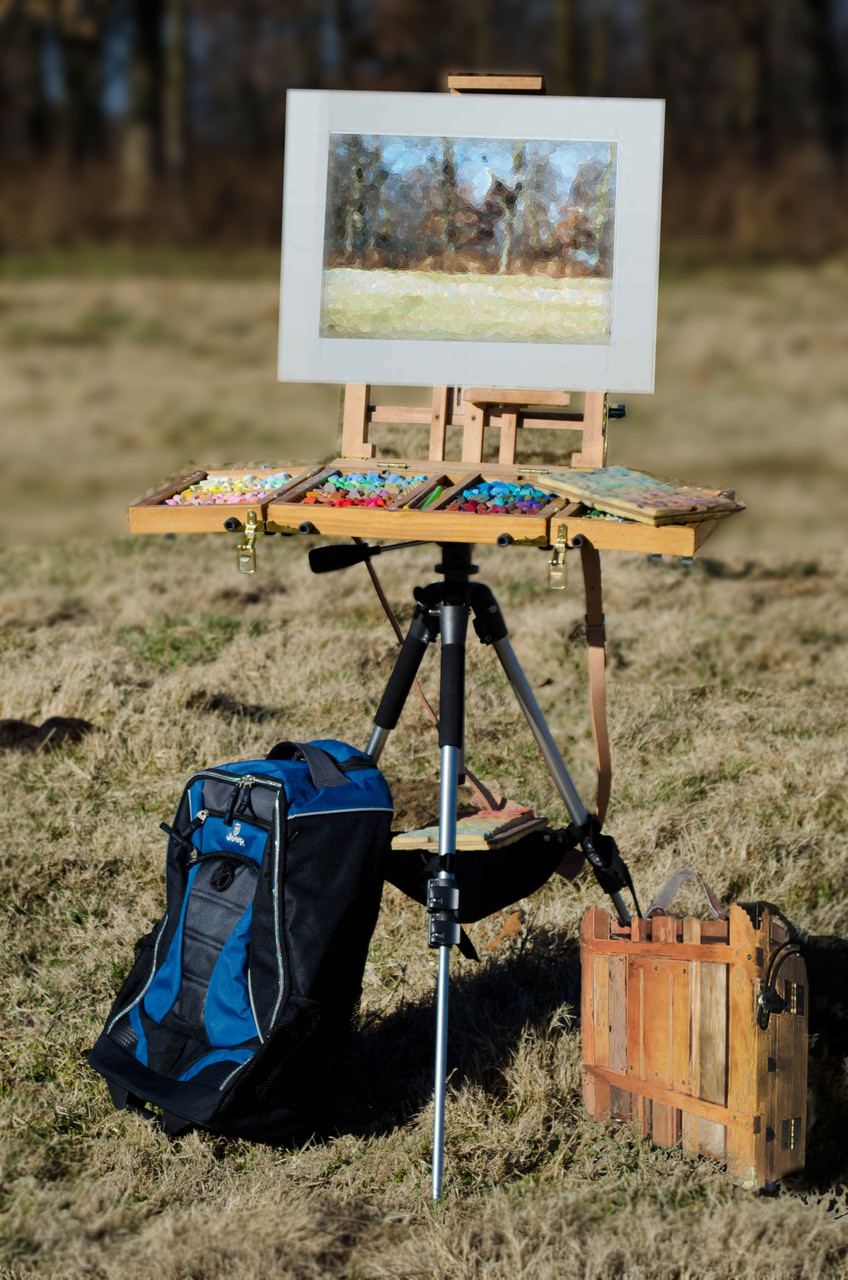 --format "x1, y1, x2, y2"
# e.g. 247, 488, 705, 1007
320, 134, 617, 345
278, 90, 664, 390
